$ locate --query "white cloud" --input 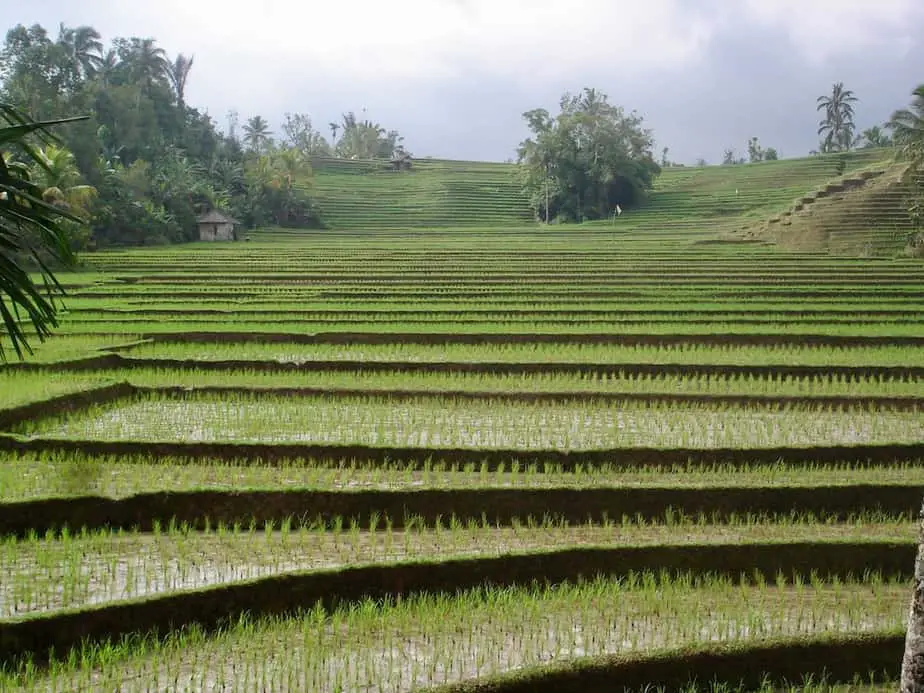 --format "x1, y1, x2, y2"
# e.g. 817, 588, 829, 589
74, 0, 716, 85
6, 0, 922, 160
738, 0, 919, 64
